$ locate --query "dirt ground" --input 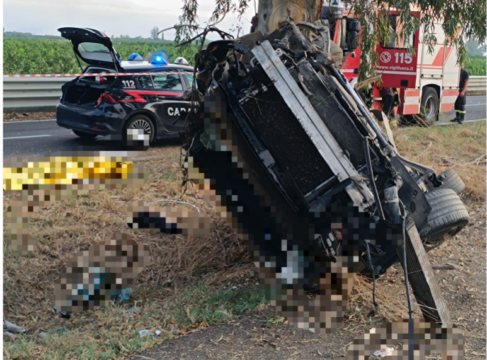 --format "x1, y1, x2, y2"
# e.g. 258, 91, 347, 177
121, 195, 486, 360
3, 111, 56, 122
124, 310, 357, 360
122, 124, 487, 359
3, 124, 485, 360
